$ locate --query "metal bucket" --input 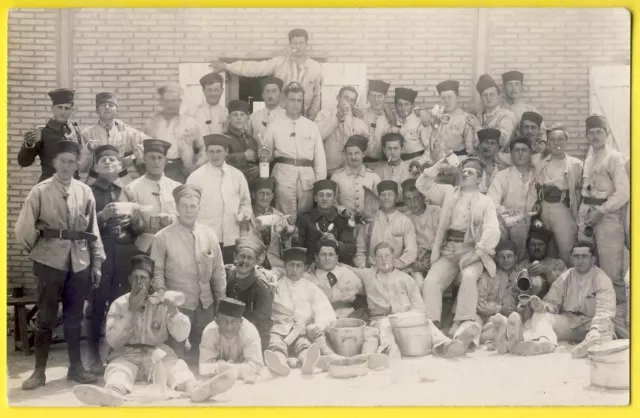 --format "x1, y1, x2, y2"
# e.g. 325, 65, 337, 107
389, 312, 432, 357
588, 339, 629, 390
327, 318, 366, 357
